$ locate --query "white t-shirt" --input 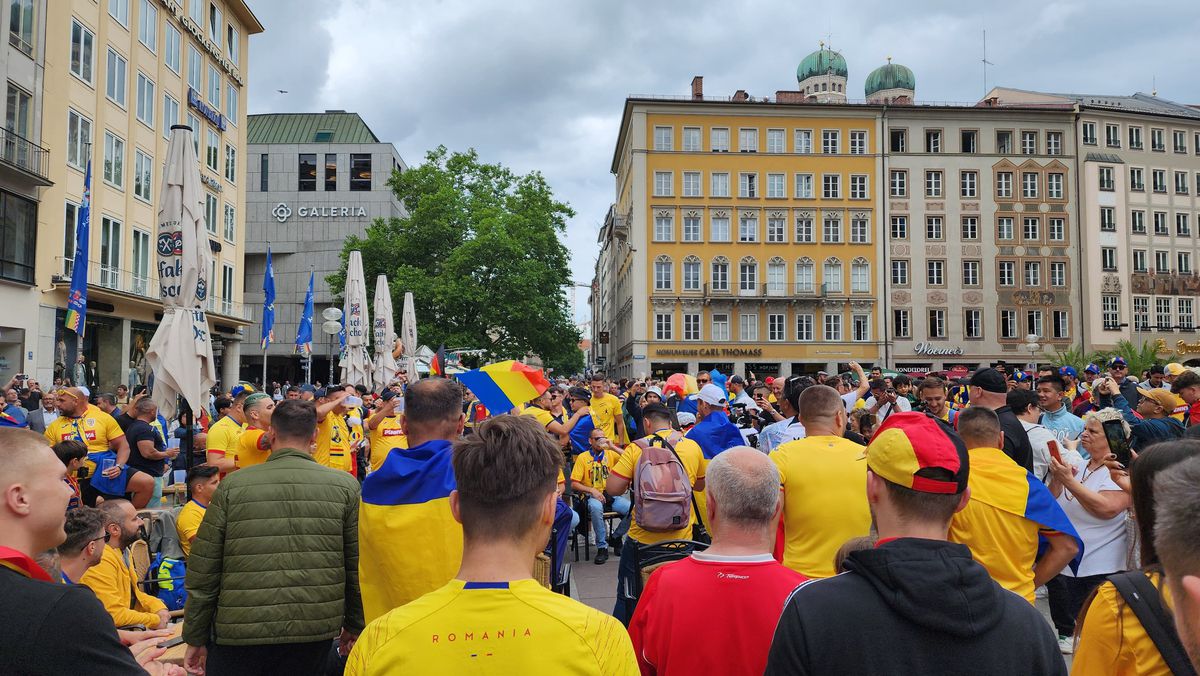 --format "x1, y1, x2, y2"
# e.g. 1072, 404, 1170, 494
1057, 457, 1128, 577
841, 391, 861, 414
864, 395, 911, 421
